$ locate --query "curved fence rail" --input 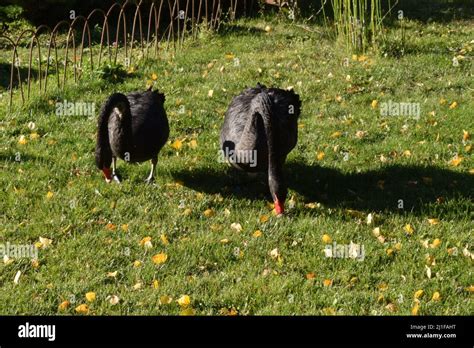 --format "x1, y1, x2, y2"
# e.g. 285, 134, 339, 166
0, 0, 246, 111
